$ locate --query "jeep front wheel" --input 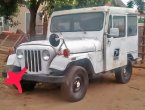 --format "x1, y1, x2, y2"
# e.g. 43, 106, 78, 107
61, 66, 88, 102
